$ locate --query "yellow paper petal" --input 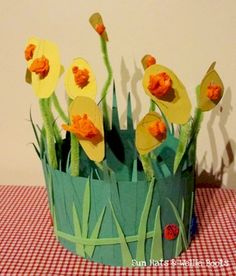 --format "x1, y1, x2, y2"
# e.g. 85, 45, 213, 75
65, 58, 97, 100
198, 69, 224, 111
135, 112, 166, 155
207, 61, 216, 73
28, 39, 61, 98
69, 96, 104, 162
143, 64, 192, 124
89, 12, 109, 41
